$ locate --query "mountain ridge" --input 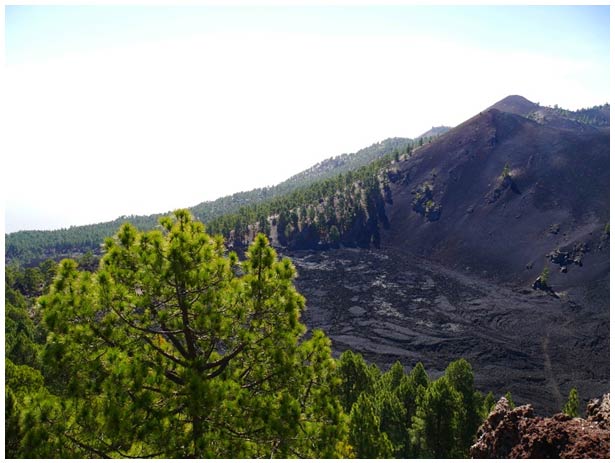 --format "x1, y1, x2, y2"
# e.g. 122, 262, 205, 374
6, 137, 417, 264
6, 96, 608, 271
